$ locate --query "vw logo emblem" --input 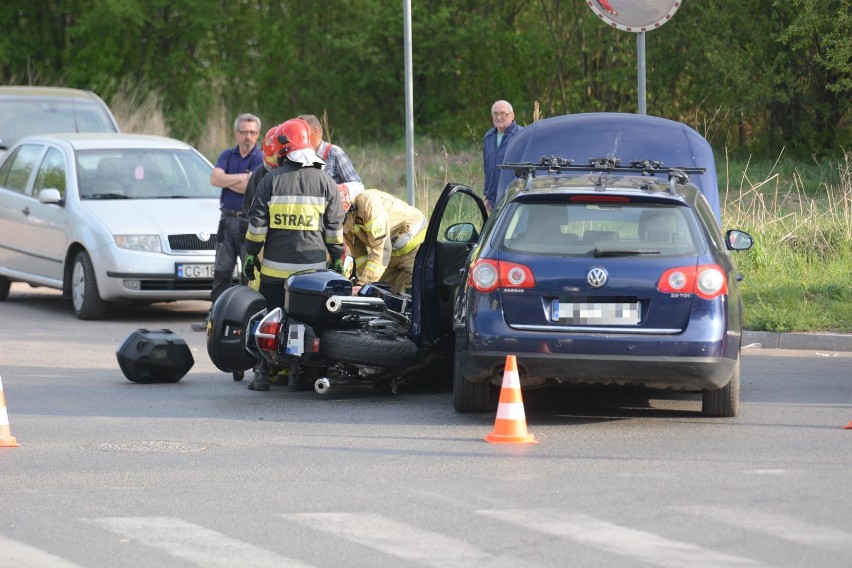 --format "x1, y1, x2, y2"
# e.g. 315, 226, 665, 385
198, 231, 211, 241
586, 267, 608, 288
